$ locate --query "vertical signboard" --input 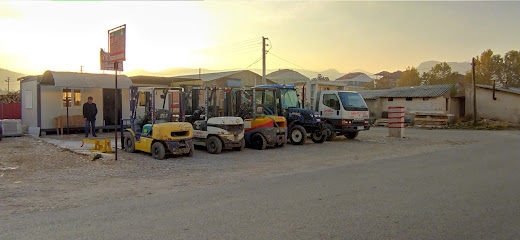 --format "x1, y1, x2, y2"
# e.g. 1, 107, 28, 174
109, 26, 126, 63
